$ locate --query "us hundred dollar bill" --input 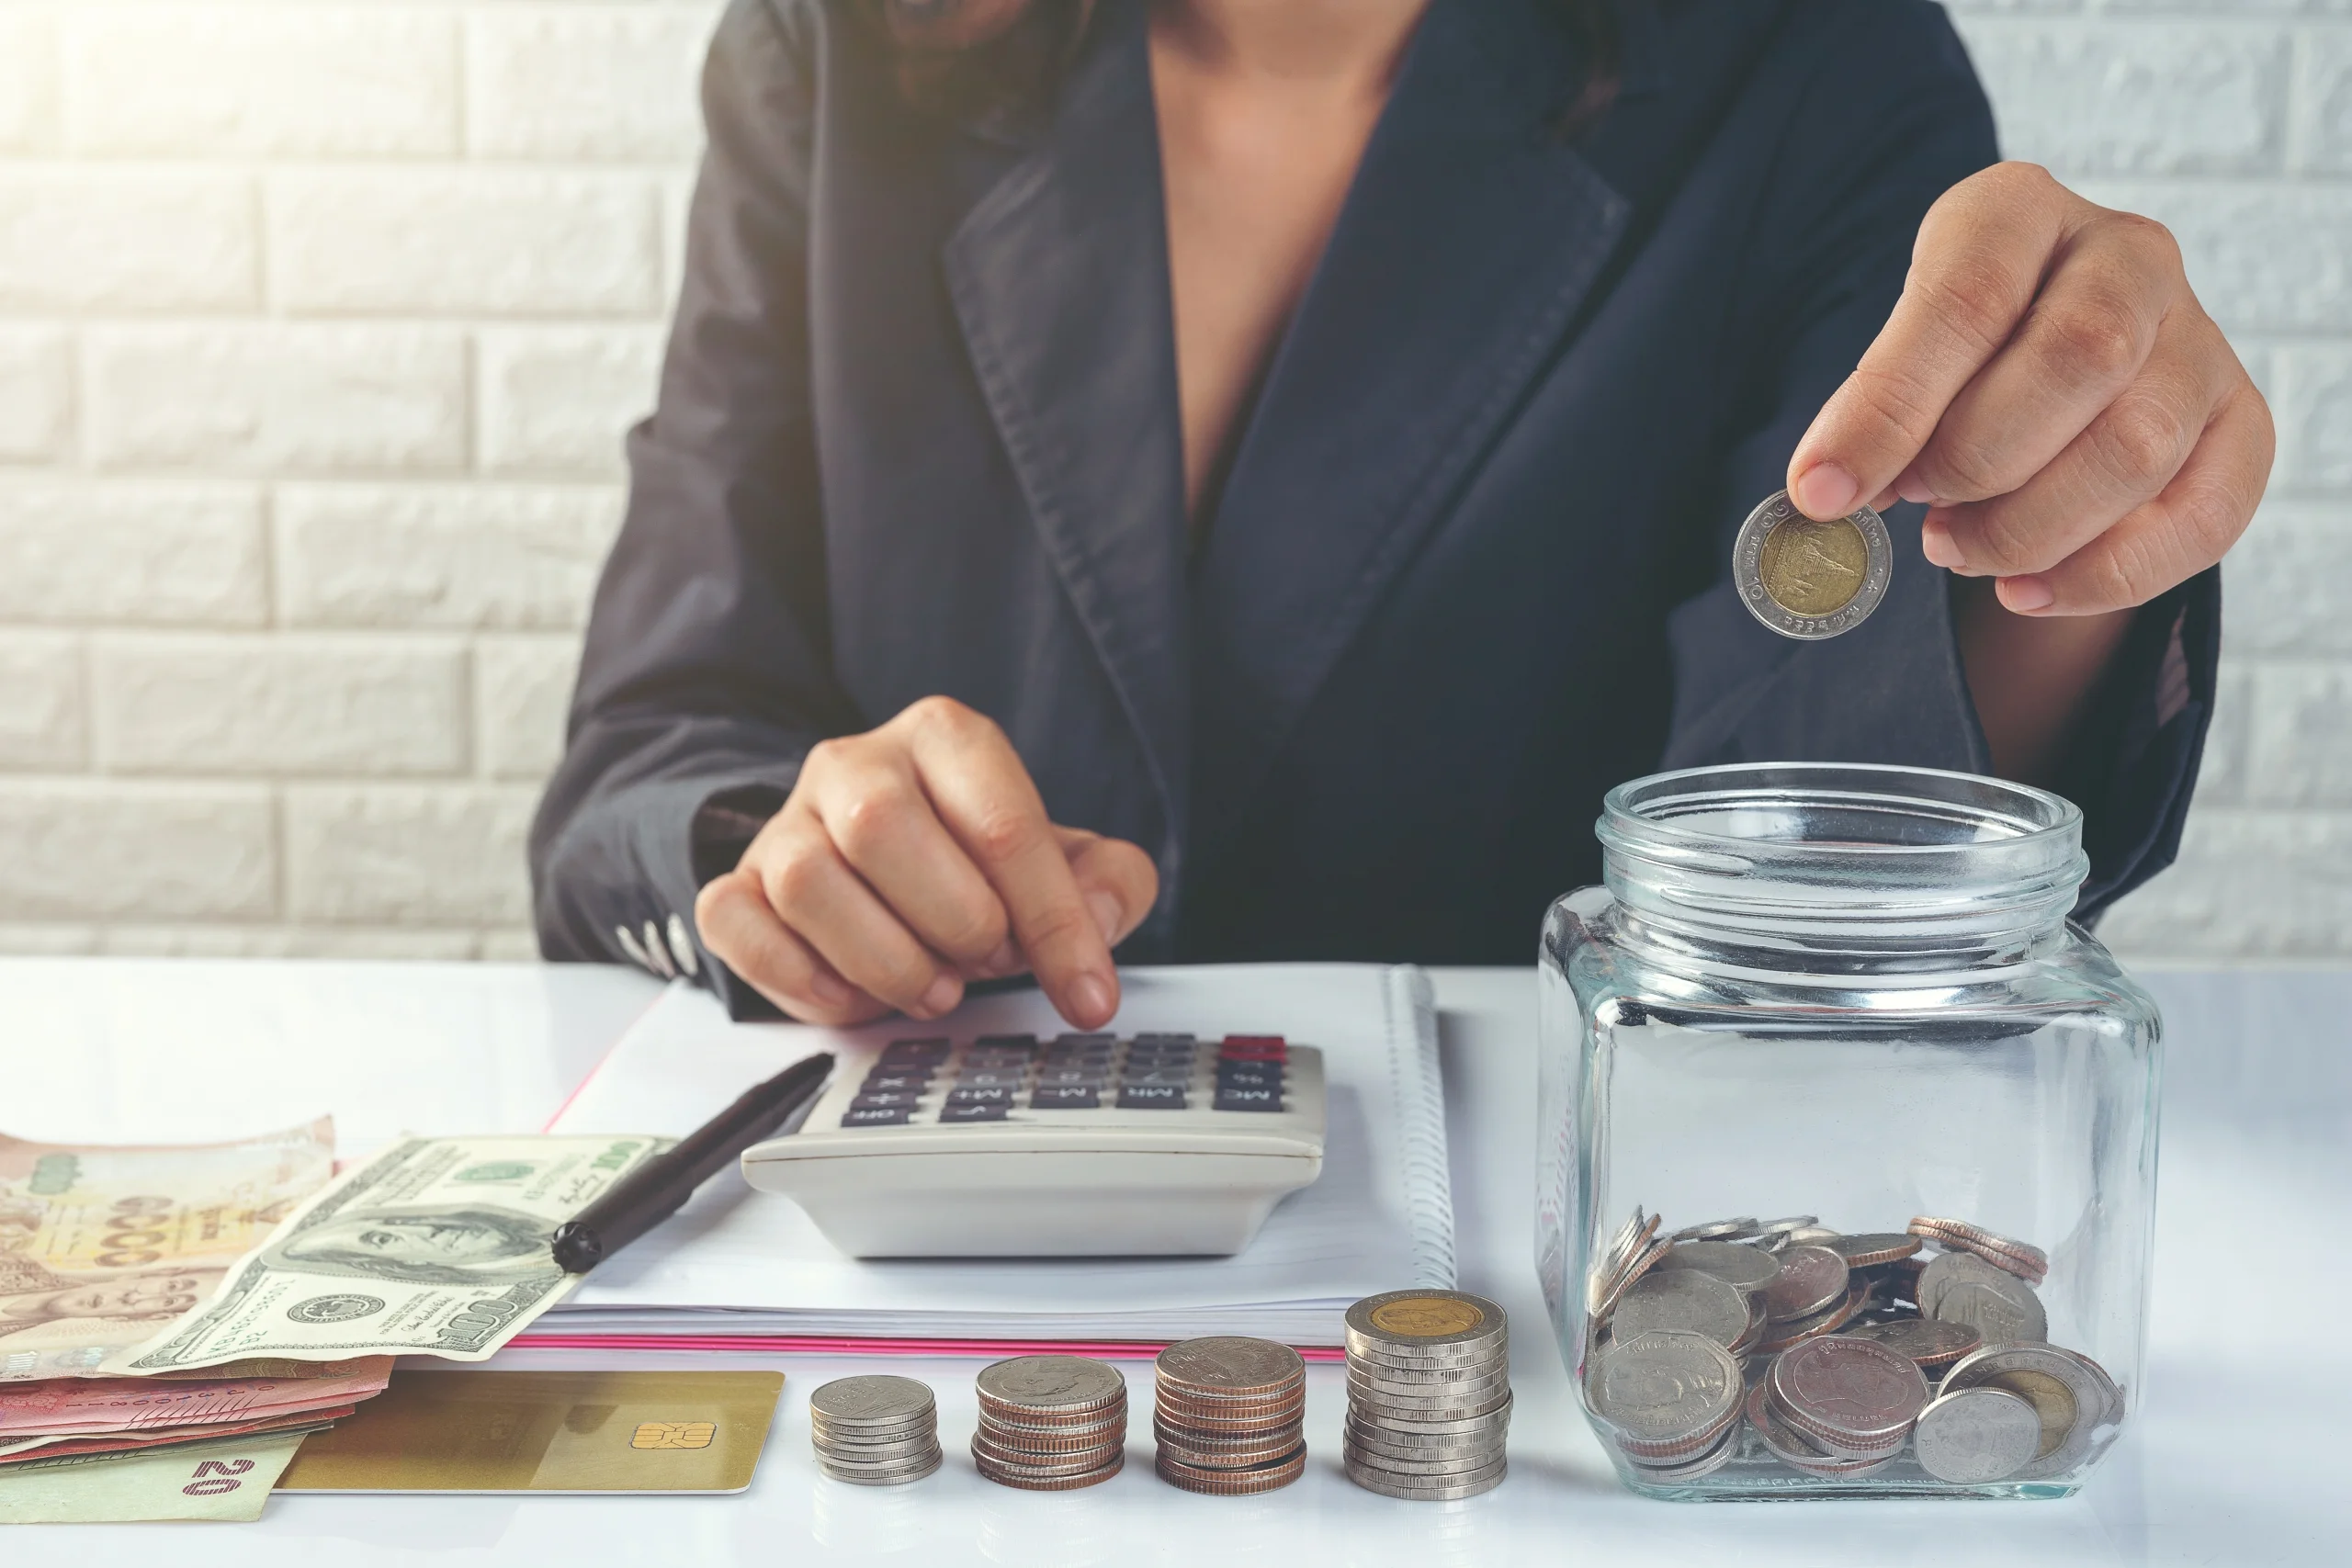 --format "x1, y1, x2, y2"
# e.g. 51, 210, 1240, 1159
107, 1135, 668, 1375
